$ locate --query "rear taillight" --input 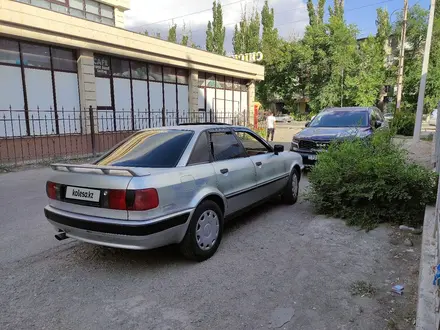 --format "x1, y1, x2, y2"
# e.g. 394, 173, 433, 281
108, 190, 127, 210
46, 181, 60, 200
106, 188, 159, 211
130, 189, 159, 211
